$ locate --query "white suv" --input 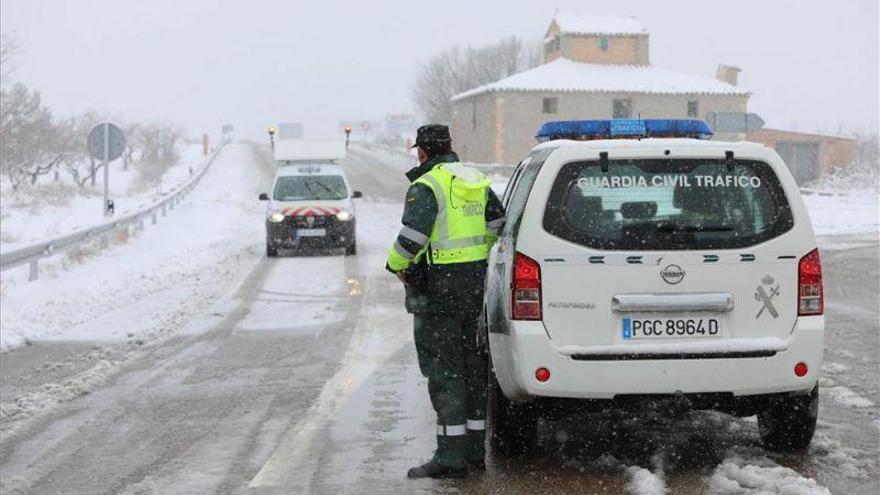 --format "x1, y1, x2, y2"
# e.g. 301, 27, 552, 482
484, 120, 824, 455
